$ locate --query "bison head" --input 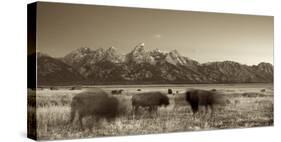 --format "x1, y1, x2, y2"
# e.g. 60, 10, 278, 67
185, 89, 198, 102
160, 95, 170, 107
